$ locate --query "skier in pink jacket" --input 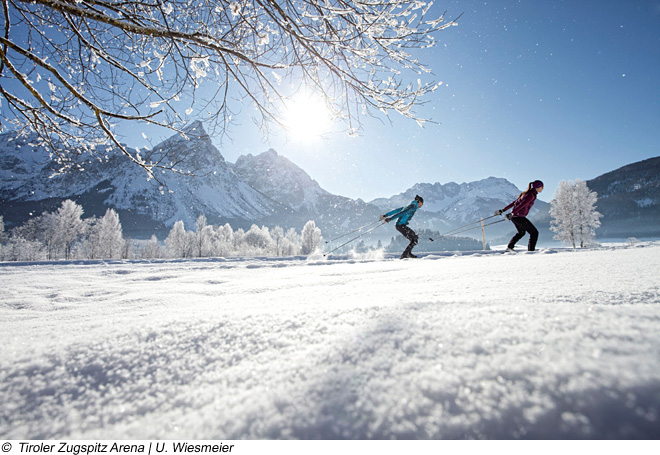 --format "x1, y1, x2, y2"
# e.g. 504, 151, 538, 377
495, 180, 544, 252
